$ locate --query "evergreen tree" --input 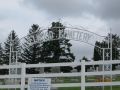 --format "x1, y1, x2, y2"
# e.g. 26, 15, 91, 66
75, 56, 91, 72
93, 41, 103, 61
21, 24, 42, 74
1, 30, 20, 74
0, 43, 6, 75
41, 22, 75, 72
93, 34, 120, 69
3, 30, 20, 65
0, 43, 3, 65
